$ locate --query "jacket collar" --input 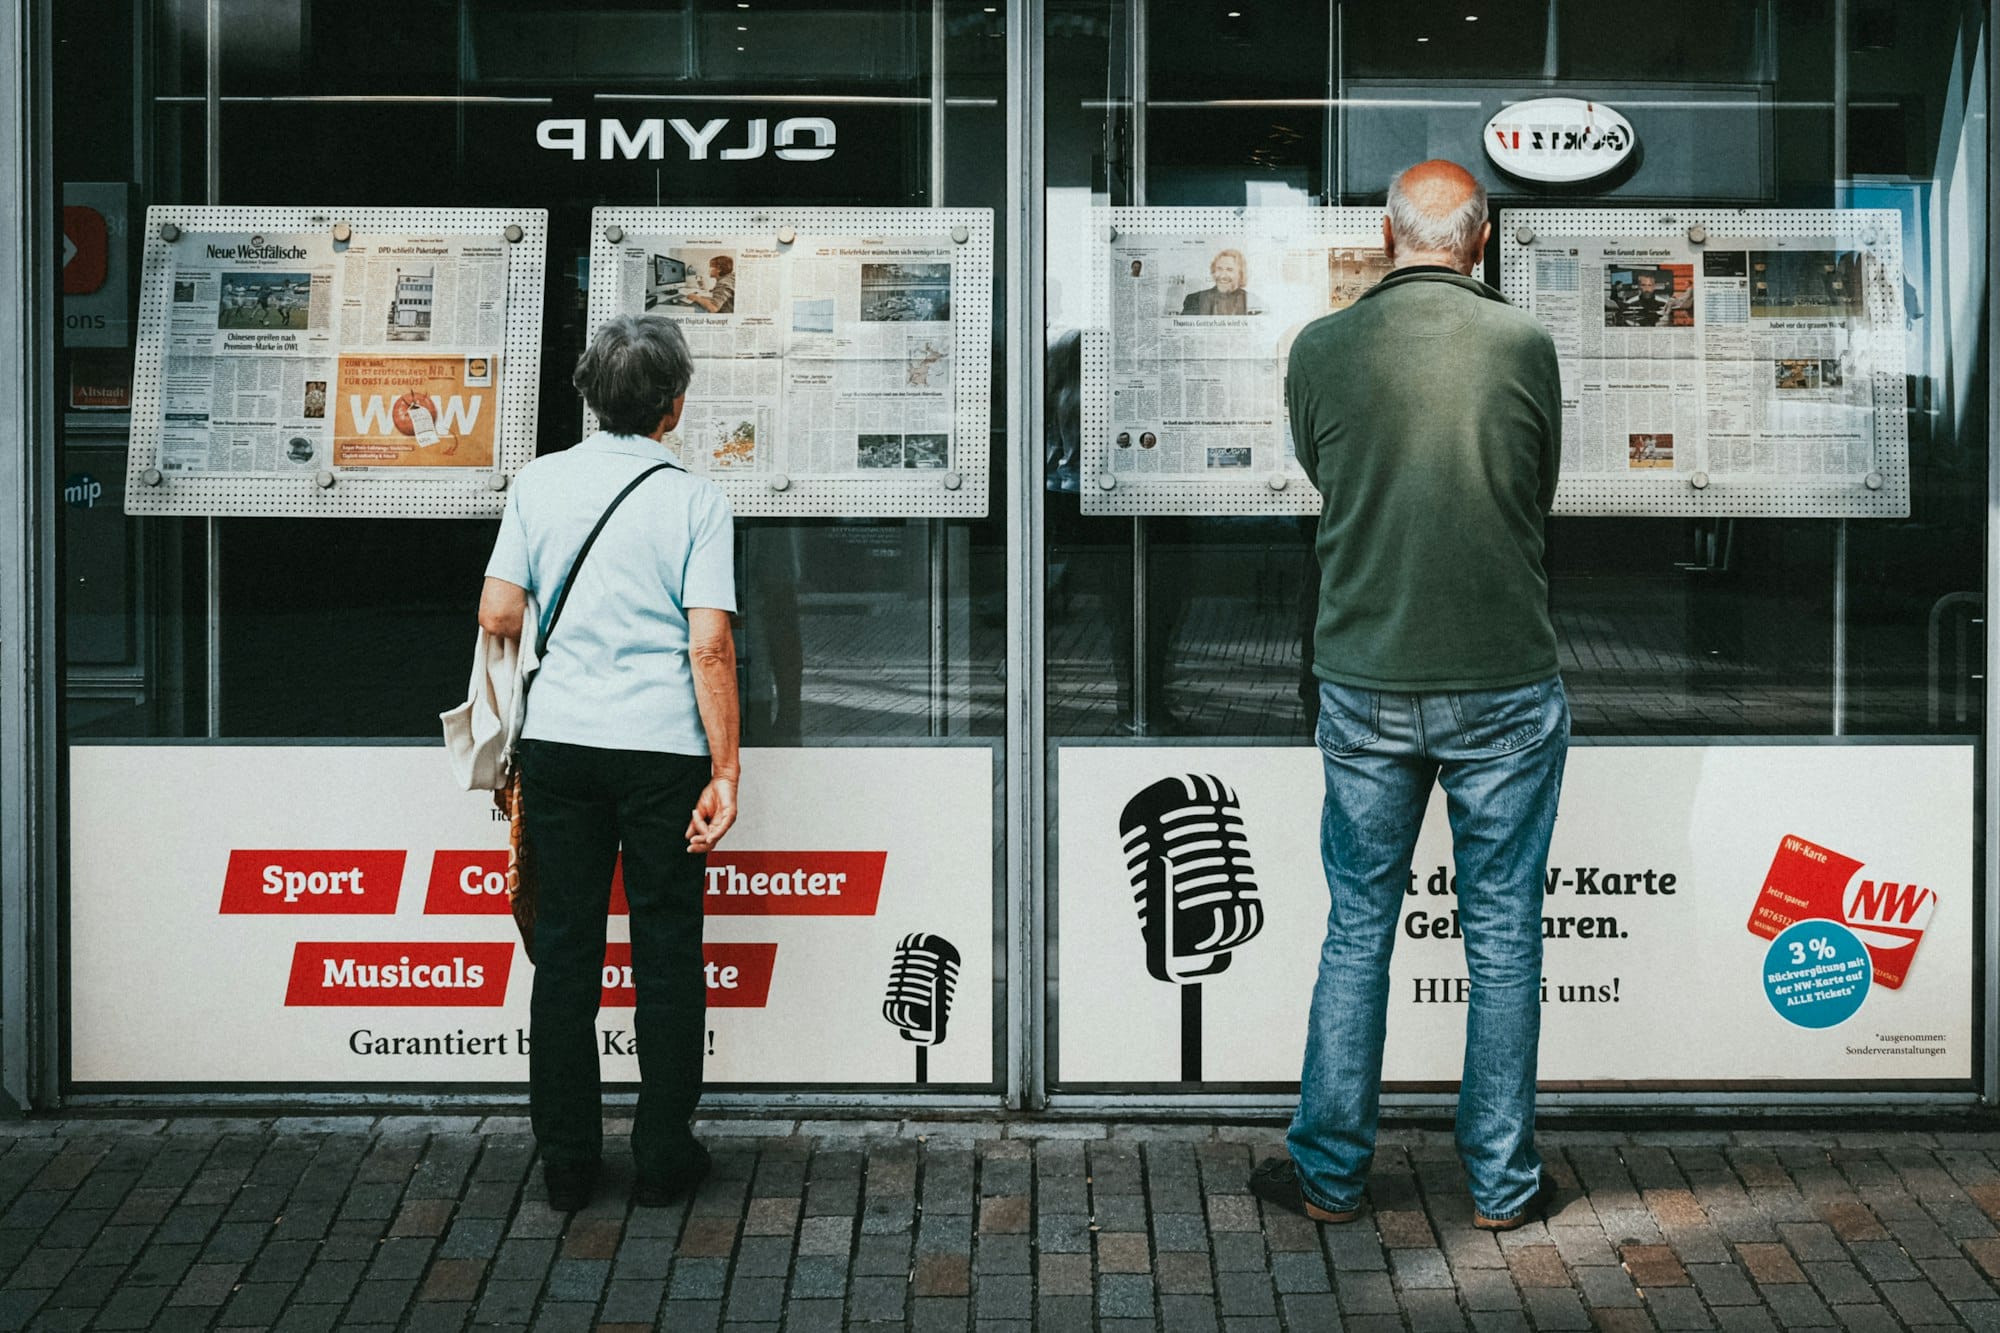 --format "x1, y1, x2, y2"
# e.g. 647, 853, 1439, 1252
580, 431, 686, 468
1360, 267, 1508, 305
